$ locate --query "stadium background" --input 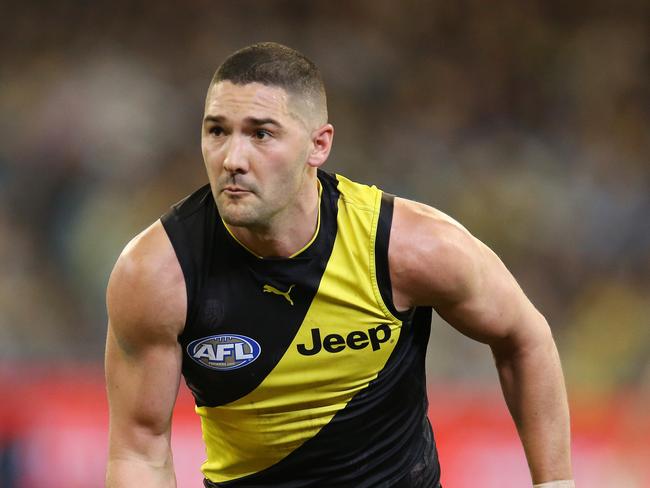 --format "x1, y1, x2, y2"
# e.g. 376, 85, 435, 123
0, 1, 648, 486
